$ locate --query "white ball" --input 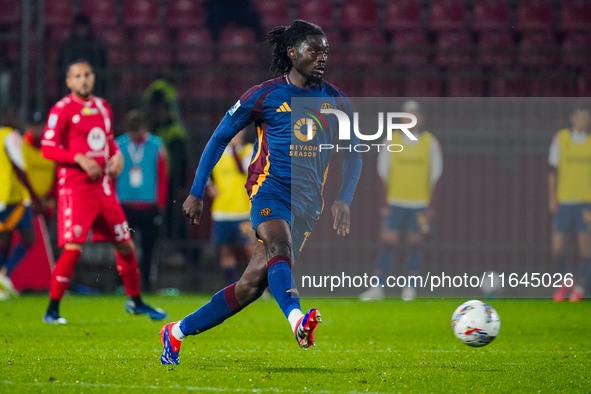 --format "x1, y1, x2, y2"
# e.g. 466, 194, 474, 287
451, 300, 501, 347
